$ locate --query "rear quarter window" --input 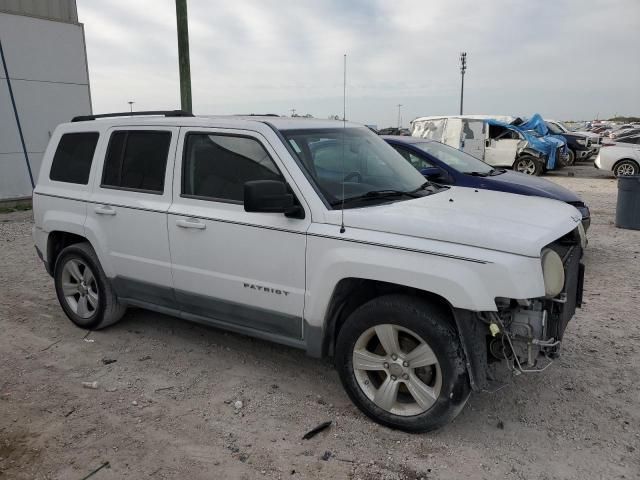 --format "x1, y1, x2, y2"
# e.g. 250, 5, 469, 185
49, 132, 100, 184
